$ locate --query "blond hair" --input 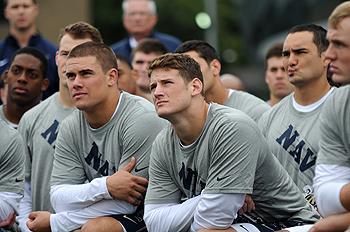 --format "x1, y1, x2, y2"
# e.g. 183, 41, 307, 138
329, 1, 350, 29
